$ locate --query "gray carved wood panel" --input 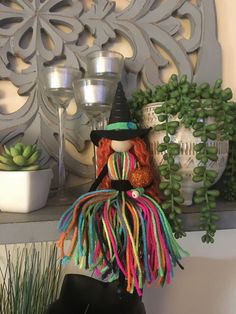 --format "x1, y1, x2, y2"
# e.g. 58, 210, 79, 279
0, 0, 221, 183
